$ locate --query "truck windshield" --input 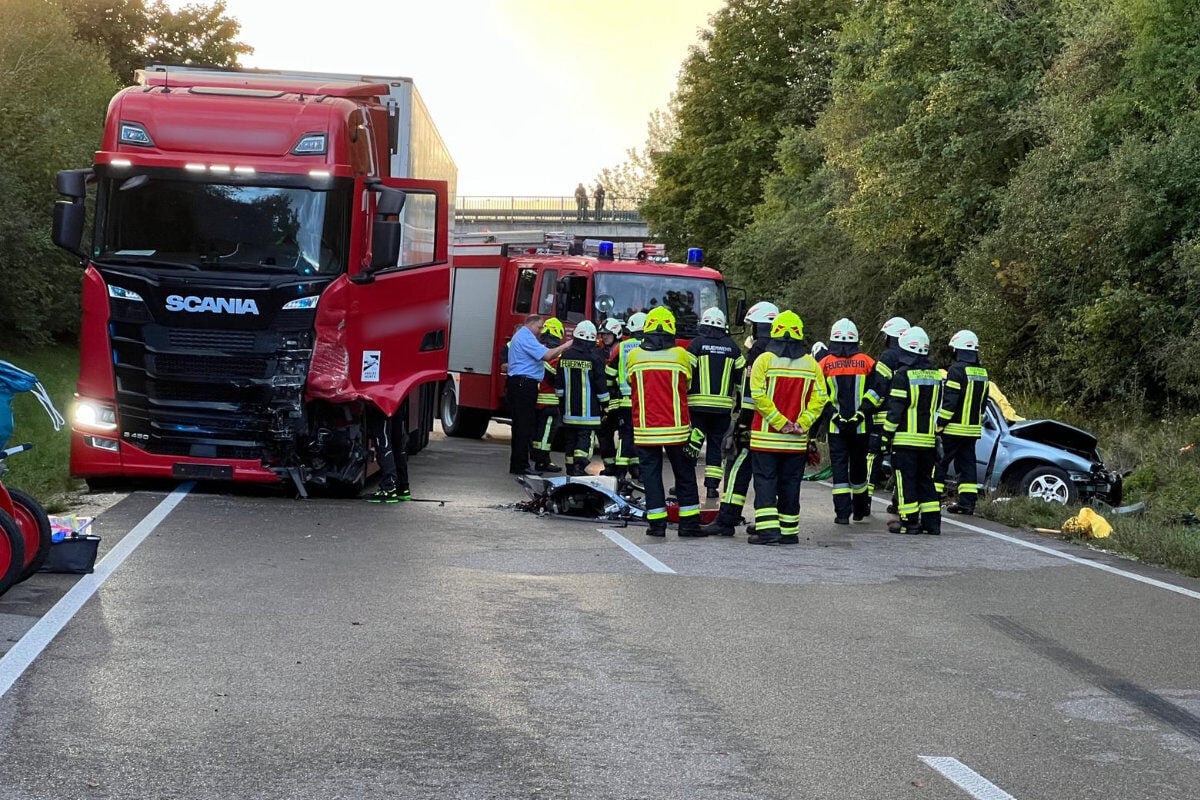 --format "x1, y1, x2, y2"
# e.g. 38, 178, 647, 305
95, 176, 351, 275
594, 272, 726, 337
